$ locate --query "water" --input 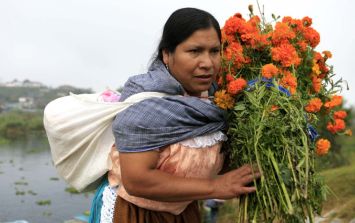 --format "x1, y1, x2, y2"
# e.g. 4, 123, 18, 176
0, 137, 94, 223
